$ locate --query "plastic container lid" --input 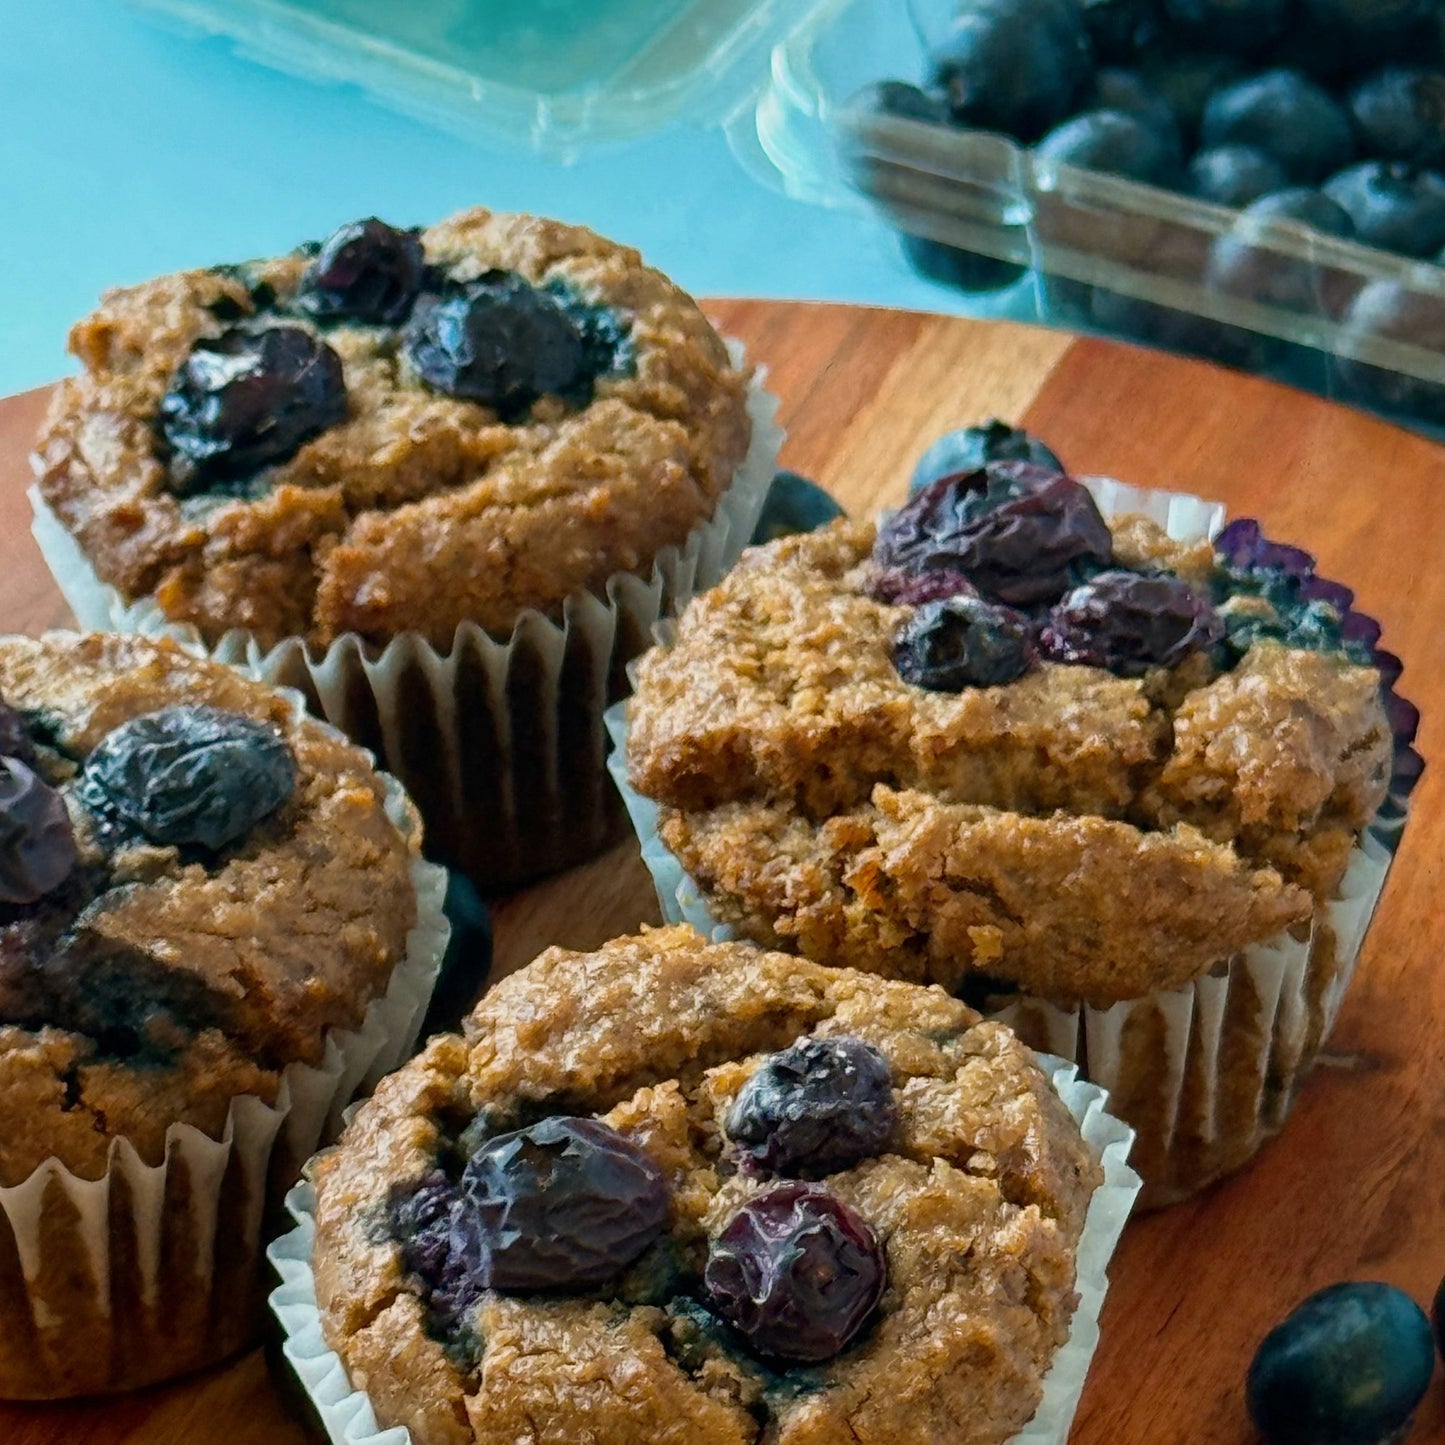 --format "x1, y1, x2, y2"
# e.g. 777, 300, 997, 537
127, 0, 812, 159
